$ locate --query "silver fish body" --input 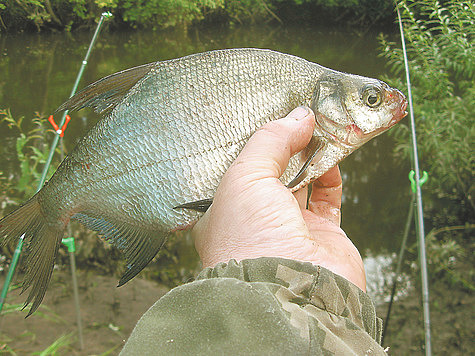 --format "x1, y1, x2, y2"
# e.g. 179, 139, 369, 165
0, 48, 407, 314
